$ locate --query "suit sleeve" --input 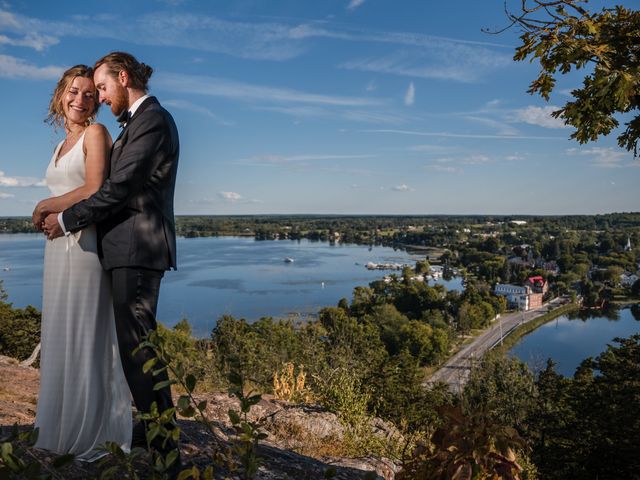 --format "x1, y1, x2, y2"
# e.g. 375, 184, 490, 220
62, 111, 167, 233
